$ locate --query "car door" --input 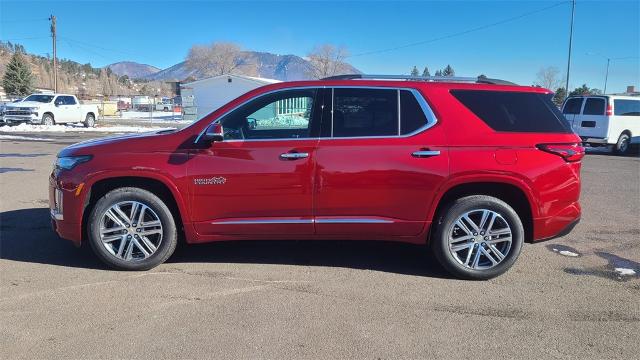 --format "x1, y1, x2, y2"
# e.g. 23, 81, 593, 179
578, 97, 608, 139
56, 96, 80, 123
188, 87, 323, 236
314, 87, 448, 237
562, 97, 584, 132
